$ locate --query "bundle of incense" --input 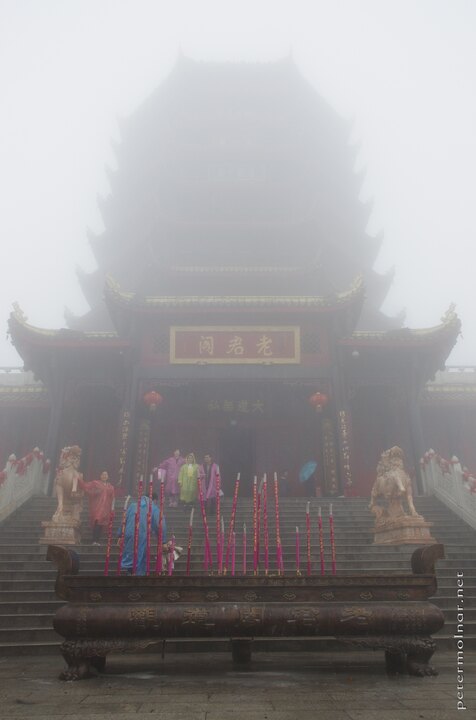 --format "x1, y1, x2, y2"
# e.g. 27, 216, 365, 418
295, 526, 301, 575
197, 477, 212, 571
216, 471, 221, 573
116, 495, 131, 575
104, 499, 115, 576
329, 504, 337, 576
186, 507, 194, 576
132, 475, 143, 575
224, 474, 240, 574
155, 475, 165, 573
253, 476, 258, 575
318, 506, 325, 575
263, 475, 269, 575
168, 534, 175, 576
242, 522, 247, 575
145, 474, 153, 575
306, 501, 311, 576
273, 472, 283, 574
